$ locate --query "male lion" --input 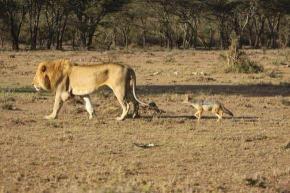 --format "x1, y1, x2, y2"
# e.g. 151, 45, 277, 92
32, 59, 159, 121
